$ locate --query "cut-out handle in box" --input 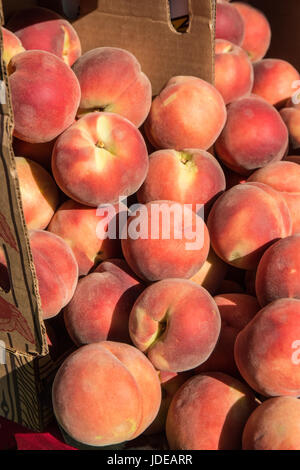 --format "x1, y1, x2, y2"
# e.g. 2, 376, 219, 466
72, 0, 215, 95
